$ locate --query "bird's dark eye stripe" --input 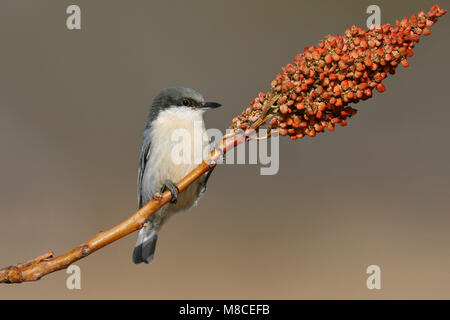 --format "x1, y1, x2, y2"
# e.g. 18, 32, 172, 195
180, 98, 197, 107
